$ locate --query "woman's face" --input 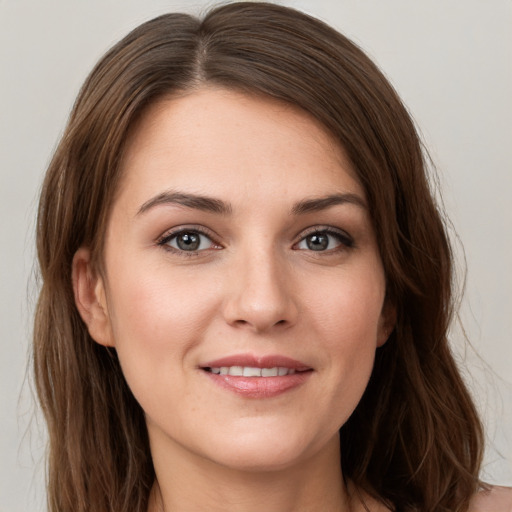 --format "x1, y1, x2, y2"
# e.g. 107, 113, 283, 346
78, 88, 393, 472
